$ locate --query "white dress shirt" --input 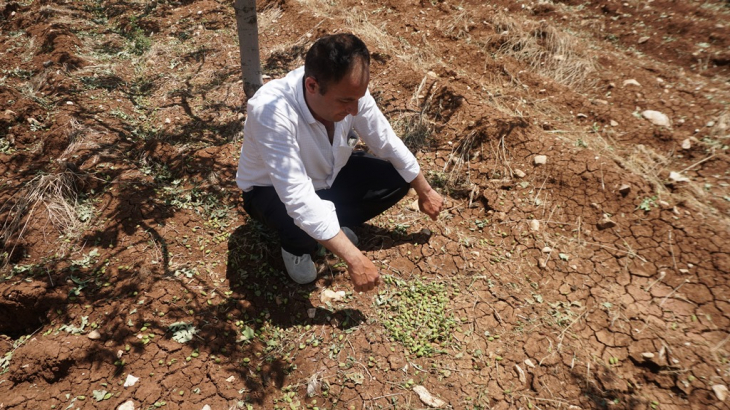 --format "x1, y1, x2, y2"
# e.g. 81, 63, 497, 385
236, 66, 420, 241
